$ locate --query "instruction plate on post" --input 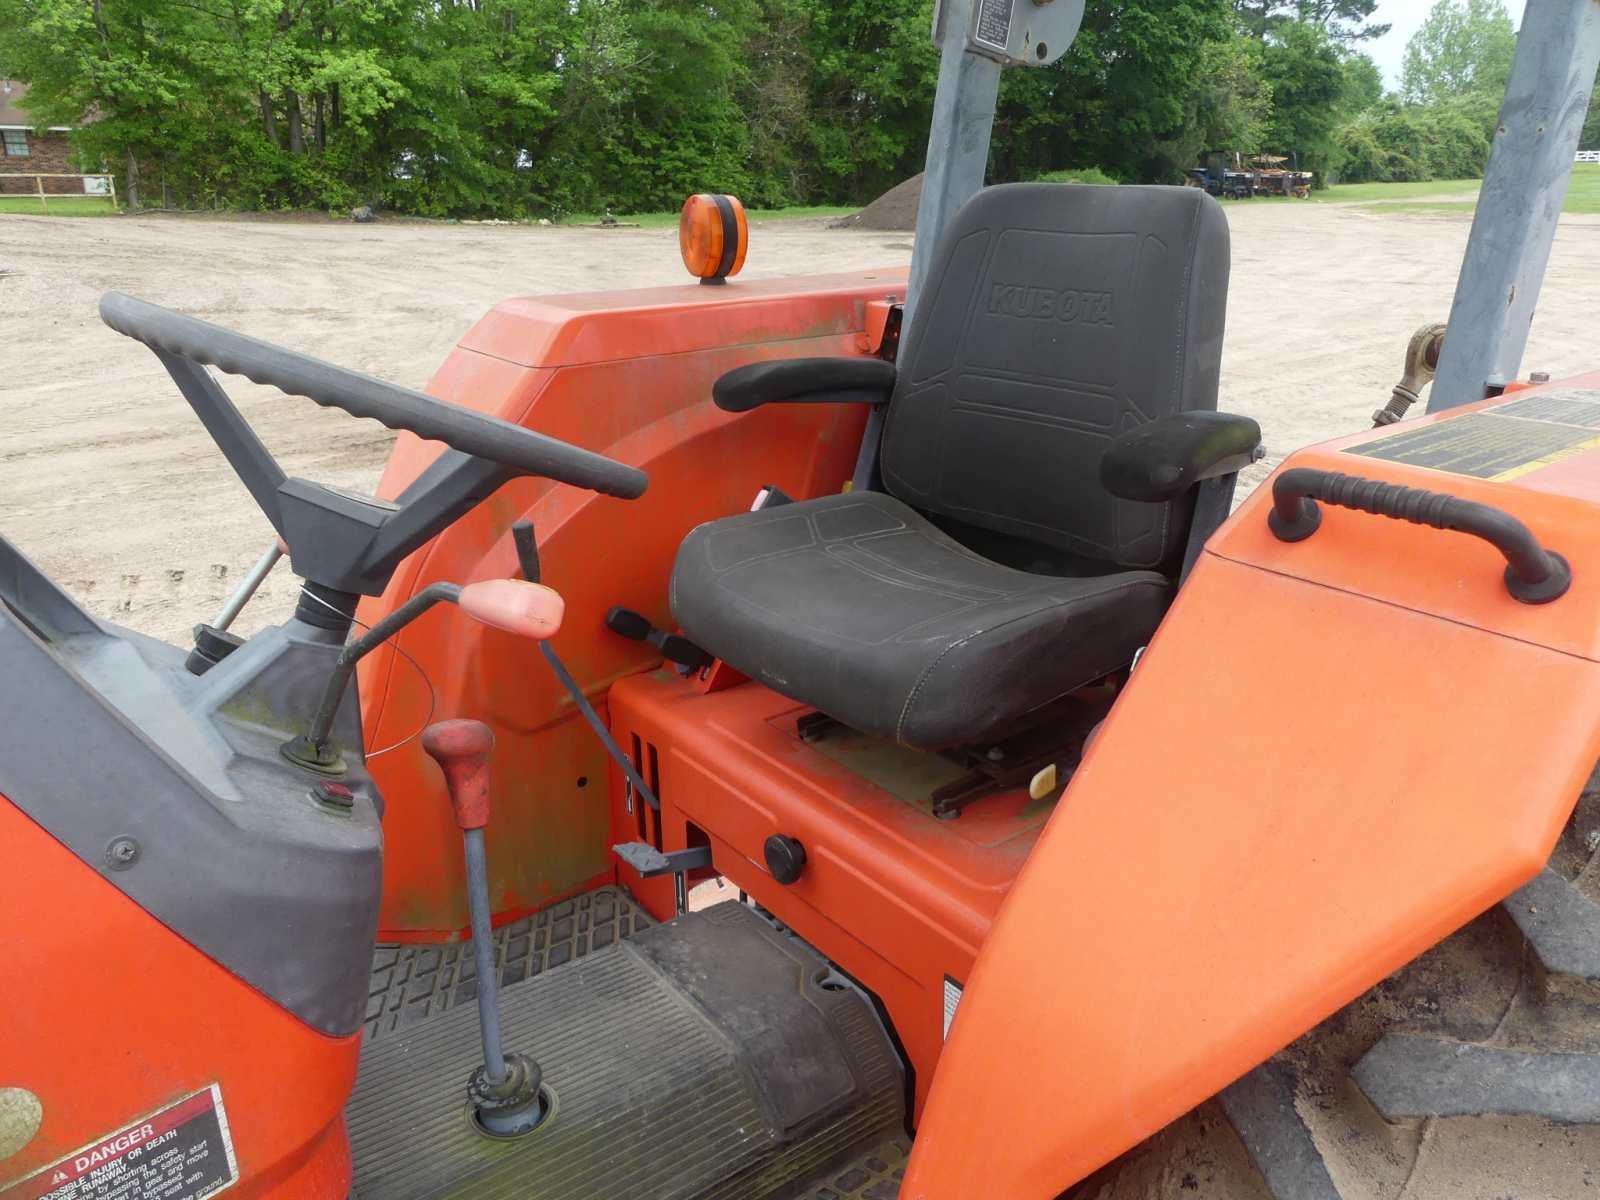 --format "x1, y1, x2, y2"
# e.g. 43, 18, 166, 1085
2, 1085, 238, 1200
949, 0, 1084, 66
971, 0, 1014, 53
